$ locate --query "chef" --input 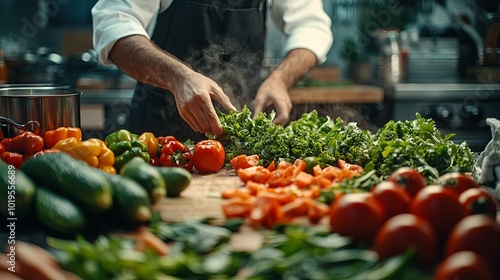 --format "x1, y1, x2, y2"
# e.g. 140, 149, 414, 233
92, 0, 333, 141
